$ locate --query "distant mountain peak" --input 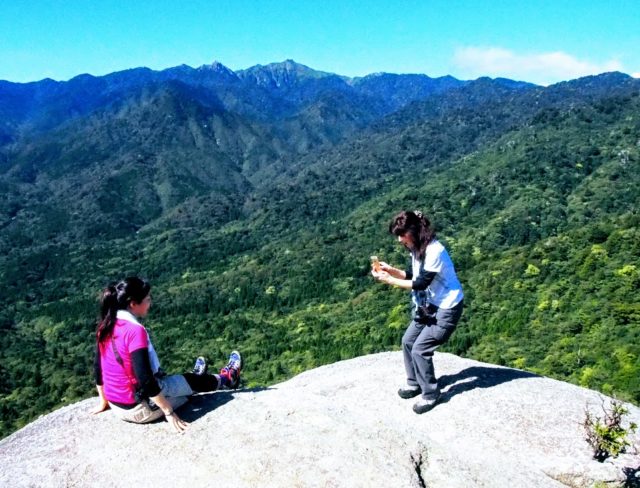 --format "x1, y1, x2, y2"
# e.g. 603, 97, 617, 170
560, 71, 633, 87
256, 59, 324, 75
69, 73, 97, 82
237, 59, 339, 88
198, 60, 237, 78
161, 64, 194, 76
